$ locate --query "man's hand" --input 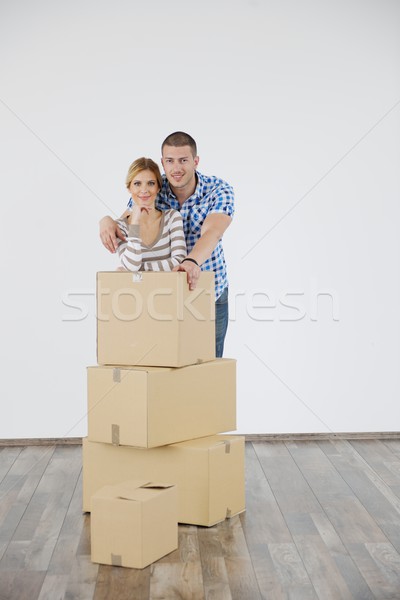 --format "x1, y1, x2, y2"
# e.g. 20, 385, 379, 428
173, 260, 201, 291
100, 216, 126, 253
